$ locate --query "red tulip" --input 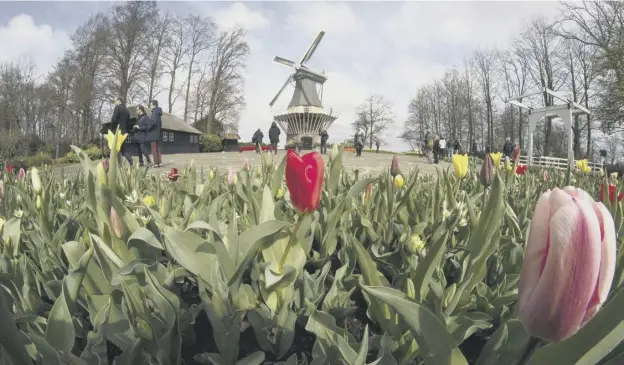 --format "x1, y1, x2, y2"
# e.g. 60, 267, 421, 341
168, 168, 179, 182
600, 183, 624, 204
519, 187, 616, 342
516, 164, 528, 175
285, 150, 324, 214
5, 164, 14, 174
